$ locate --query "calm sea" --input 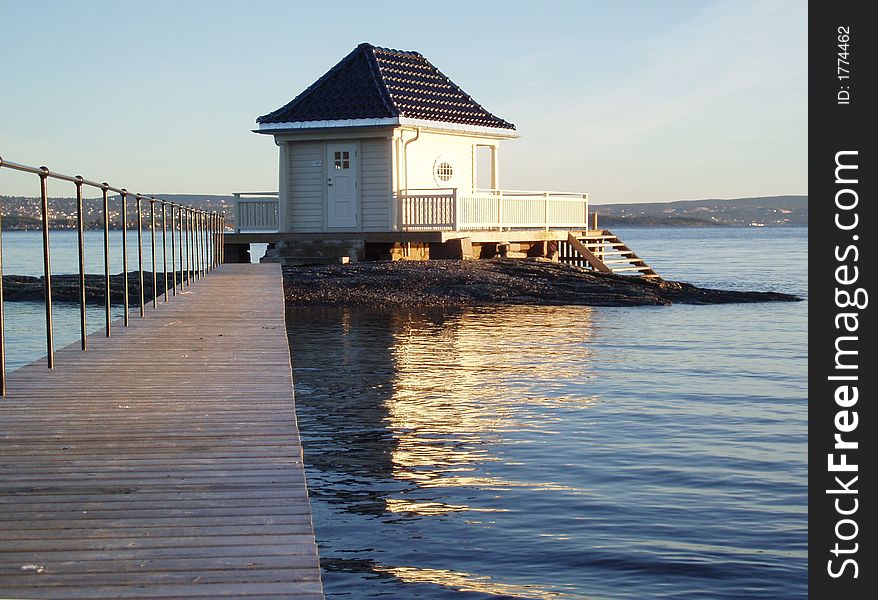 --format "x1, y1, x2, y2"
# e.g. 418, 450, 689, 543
3, 227, 807, 599
286, 227, 807, 599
